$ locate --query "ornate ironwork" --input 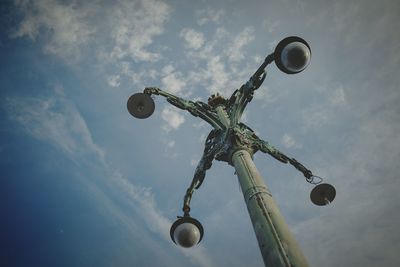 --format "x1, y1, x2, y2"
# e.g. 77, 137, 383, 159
142, 53, 317, 214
